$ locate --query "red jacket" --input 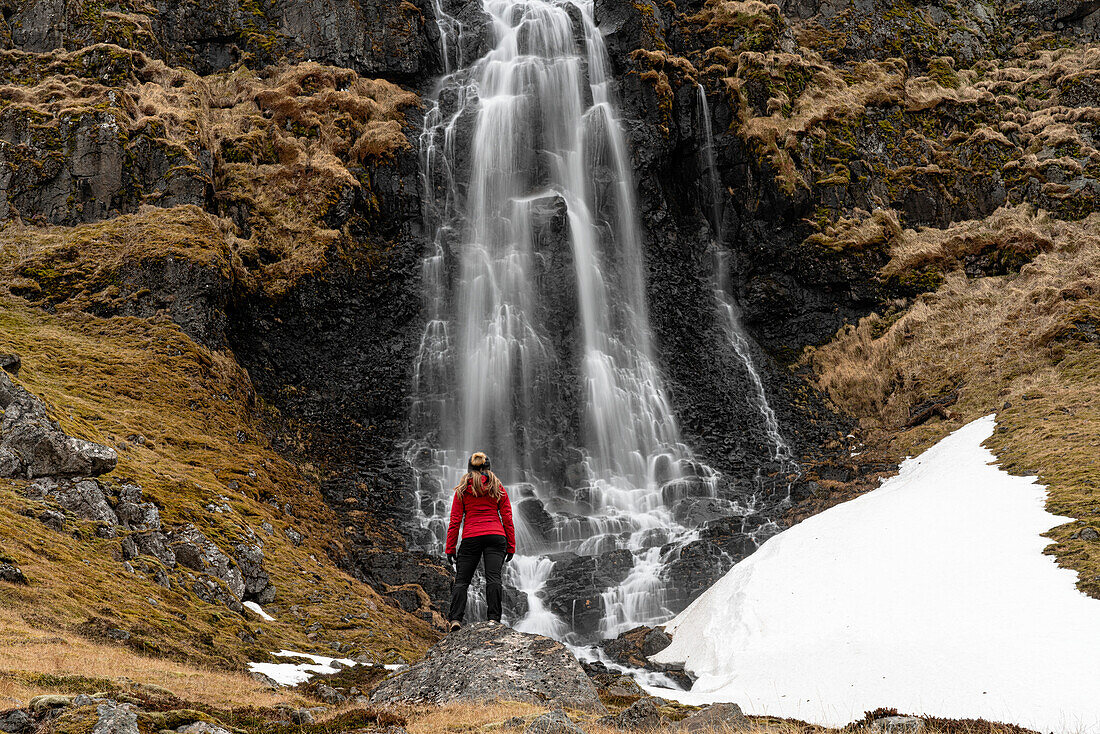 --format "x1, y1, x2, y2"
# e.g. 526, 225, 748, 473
445, 476, 516, 555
